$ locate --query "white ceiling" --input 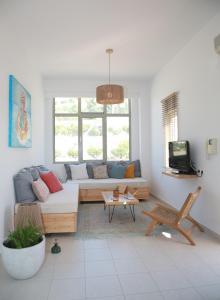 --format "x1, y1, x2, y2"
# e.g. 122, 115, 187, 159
1, 0, 220, 80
